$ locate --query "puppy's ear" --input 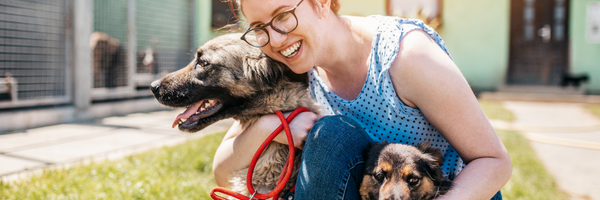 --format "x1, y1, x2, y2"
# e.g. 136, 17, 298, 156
243, 54, 284, 86
417, 142, 444, 167
363, 142, 388, 172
